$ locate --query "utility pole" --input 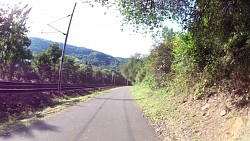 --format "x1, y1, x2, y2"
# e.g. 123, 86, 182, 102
58, 3, 77, 95
111, 71, 114, 85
